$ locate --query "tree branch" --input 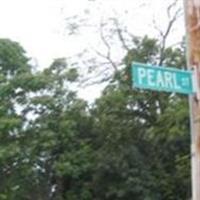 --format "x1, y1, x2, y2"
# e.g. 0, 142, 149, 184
158, 1, 182, 66
92, 21, 118, 72
112, 18, 130, 51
